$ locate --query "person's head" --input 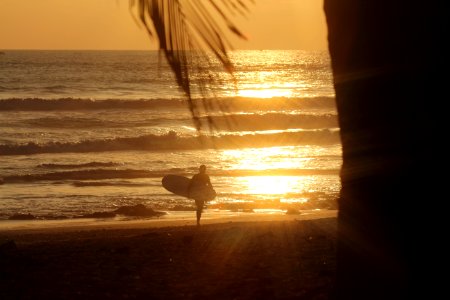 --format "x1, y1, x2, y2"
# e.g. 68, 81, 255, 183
199, 165, 206, 173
